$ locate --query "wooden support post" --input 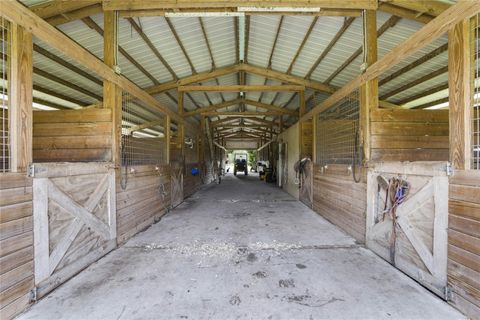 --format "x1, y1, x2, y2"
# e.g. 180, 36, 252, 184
179, 123, 185, 160
103, 11, 122, 166
448, 19, 472, 170
359, 9, 378, 162
200, 116, 205, 163
312, 115, 317, 164
164, 115, 170, 164
178, 90, 184, 116
279, 116, 283, 133
9, 23, 33, 172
